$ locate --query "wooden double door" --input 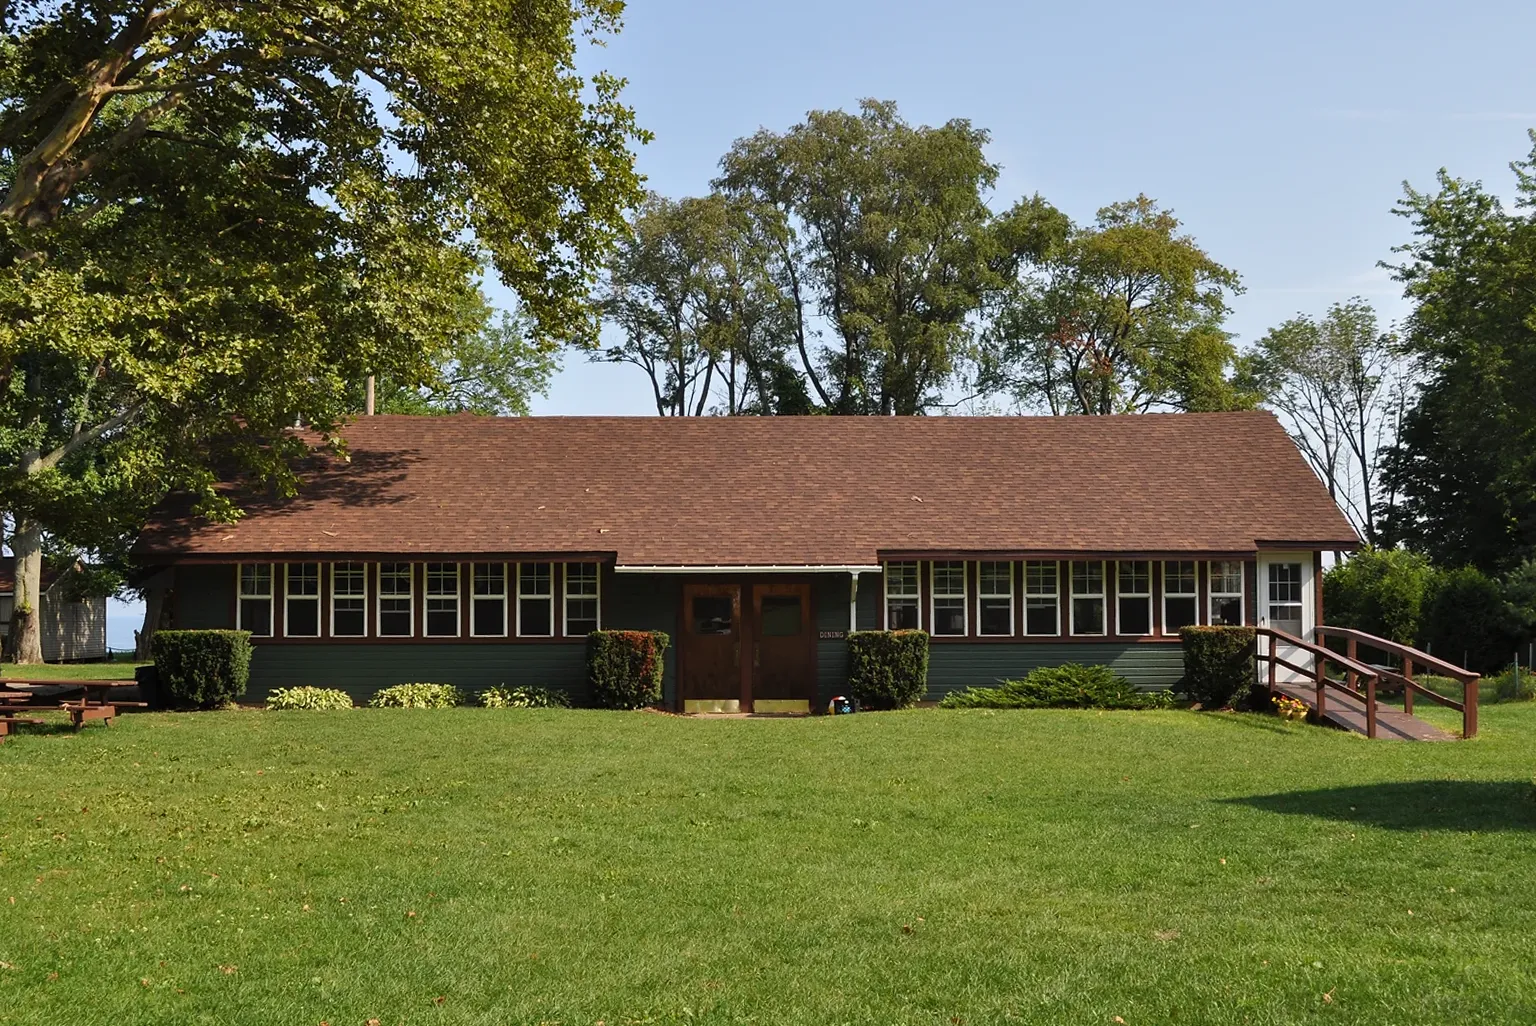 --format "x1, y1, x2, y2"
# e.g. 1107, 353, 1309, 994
677, 580, 815, 711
